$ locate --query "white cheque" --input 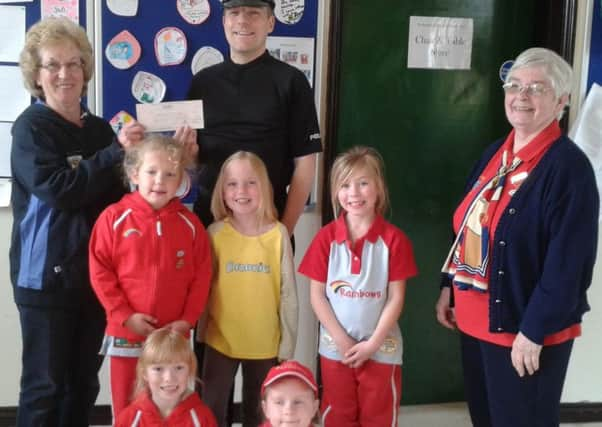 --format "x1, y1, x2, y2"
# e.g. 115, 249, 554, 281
136, 100, 204, 132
